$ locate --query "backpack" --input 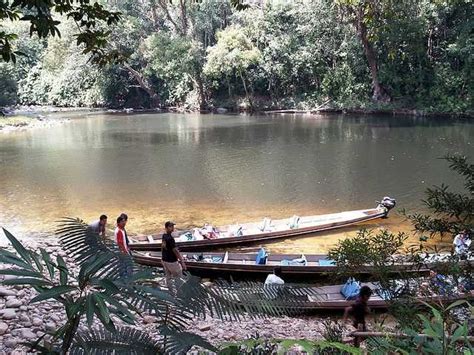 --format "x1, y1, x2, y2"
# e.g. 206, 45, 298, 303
341, 277, 361, 300
255, 248, 268, 265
